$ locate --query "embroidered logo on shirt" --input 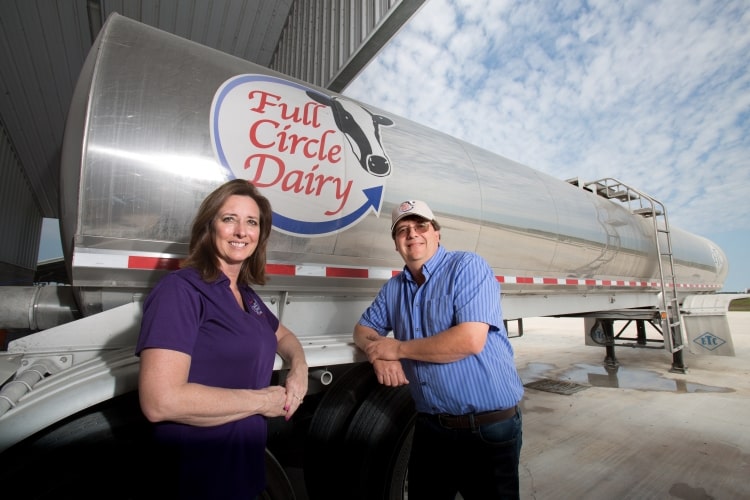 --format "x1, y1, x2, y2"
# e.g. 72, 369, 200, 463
249, 299, 264, 316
